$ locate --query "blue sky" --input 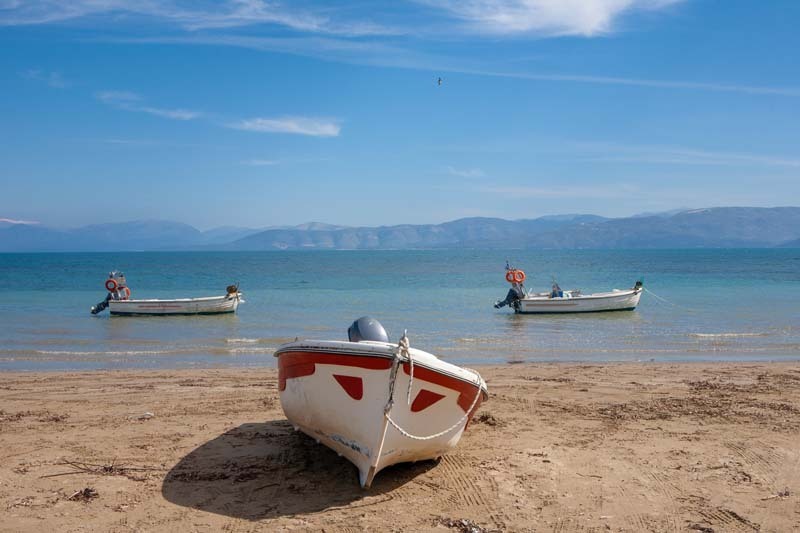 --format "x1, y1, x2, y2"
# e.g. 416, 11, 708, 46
1, 0, 799, 229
